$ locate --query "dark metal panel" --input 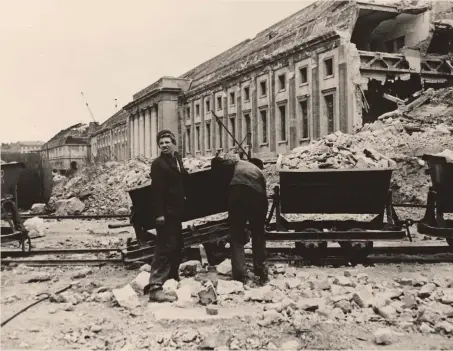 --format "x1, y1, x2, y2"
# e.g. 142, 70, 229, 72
279, 168, 393, 214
